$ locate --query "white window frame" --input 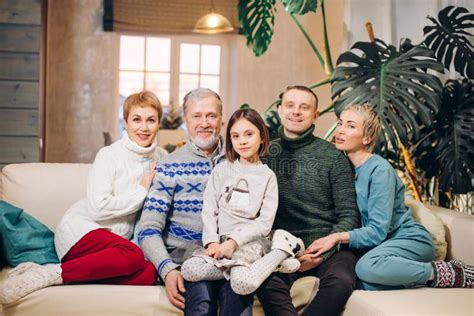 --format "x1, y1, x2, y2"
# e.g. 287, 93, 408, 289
119, 34, 230, 115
